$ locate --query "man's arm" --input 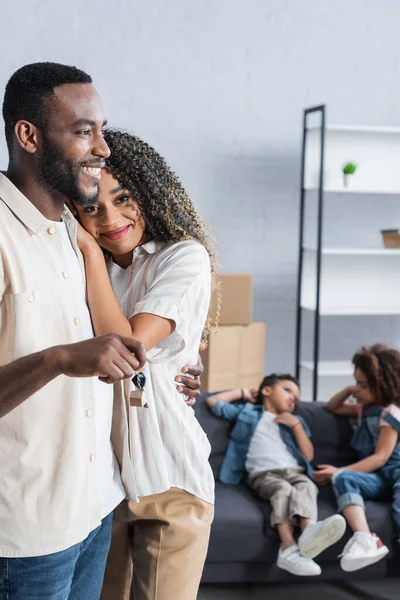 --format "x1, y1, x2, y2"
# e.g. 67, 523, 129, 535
0, 334, 146, 419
